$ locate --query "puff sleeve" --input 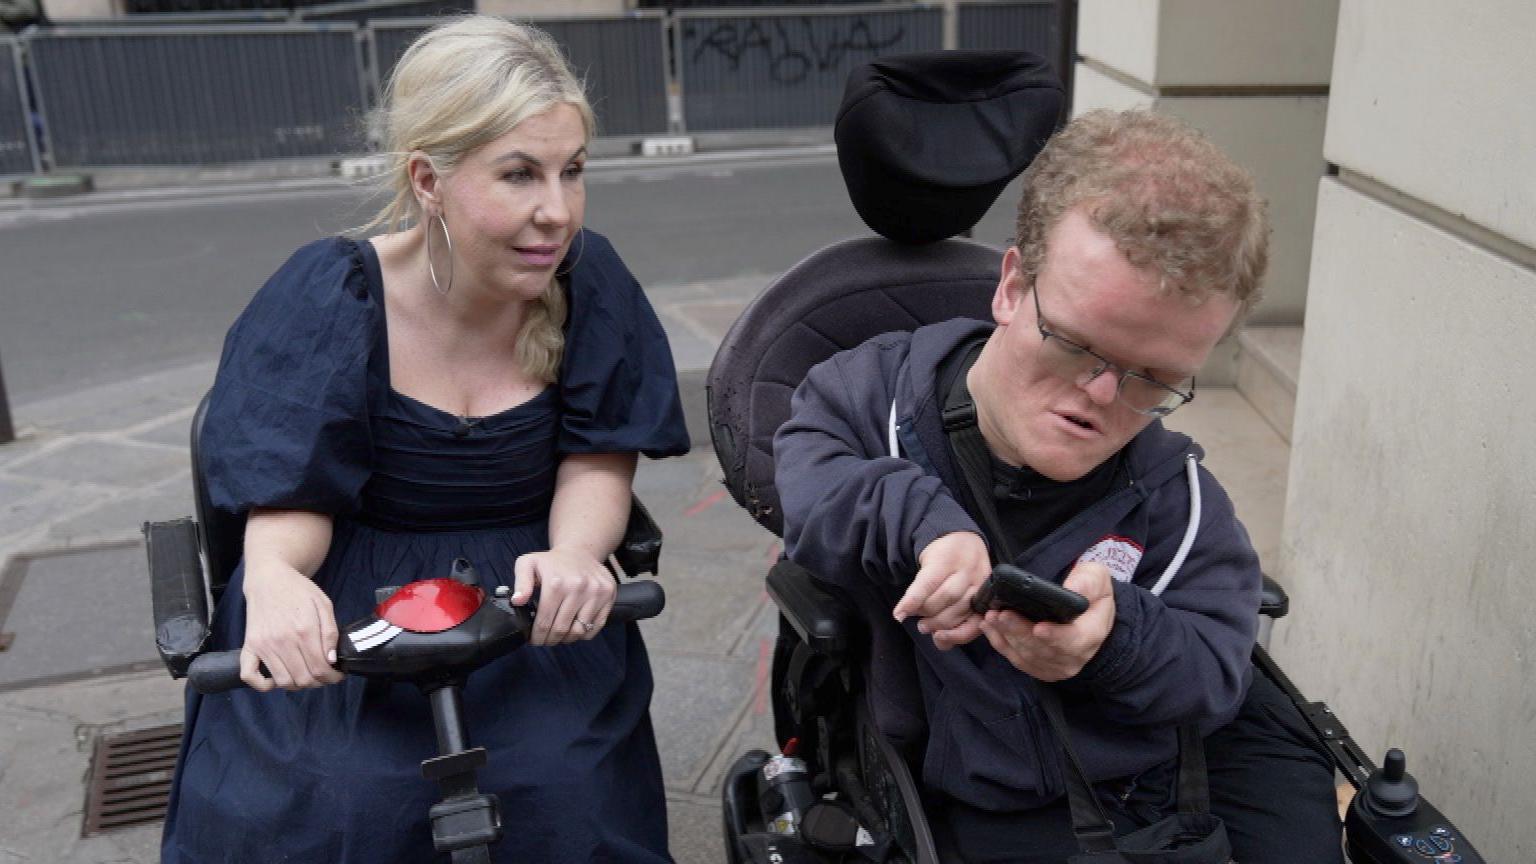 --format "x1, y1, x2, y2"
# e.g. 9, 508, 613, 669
556, 230, 690, 459
201, 237, 377, 516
